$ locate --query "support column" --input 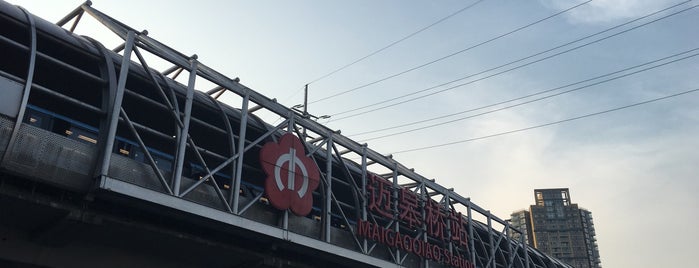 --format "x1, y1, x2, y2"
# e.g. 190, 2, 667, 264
360, 144, 368, 253
99, 31, 135, 176
323, 135, 333, 242
524, 234, 530, 268
506, 221, 516, 268
421, 180, 429, 268
445, 191, 453, 254
231, 93, 249, 214
392, 164, 400, 263
172, 58, 198, 195
2, 7, 37, 163
467, 201, 476, 267
488, 211, 494, 268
